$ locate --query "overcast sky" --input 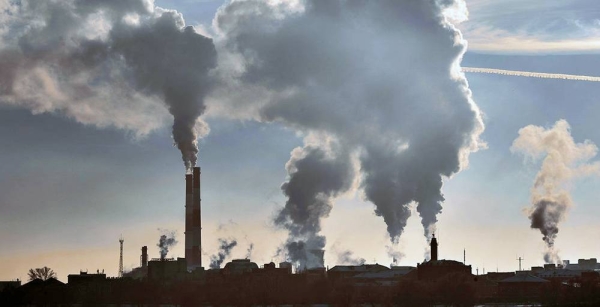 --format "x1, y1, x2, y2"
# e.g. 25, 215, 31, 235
1, 0, 600, 281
